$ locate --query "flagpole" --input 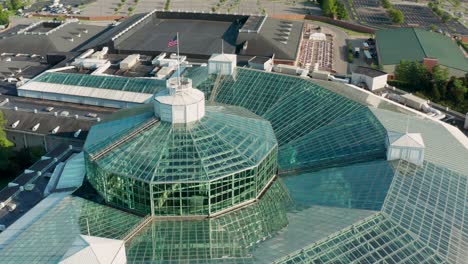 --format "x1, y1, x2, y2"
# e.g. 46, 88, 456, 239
176, 32, 180, 87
